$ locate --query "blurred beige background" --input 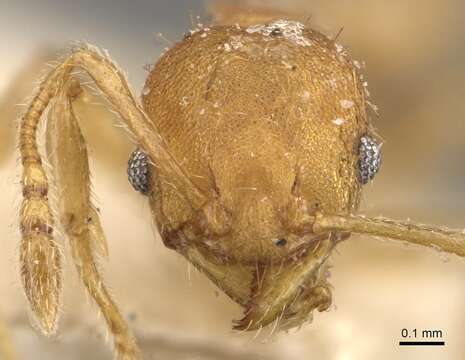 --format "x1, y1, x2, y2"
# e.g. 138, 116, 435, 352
1, 0, 464, 359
